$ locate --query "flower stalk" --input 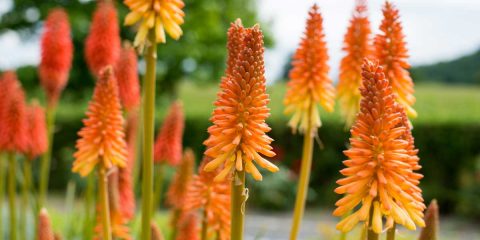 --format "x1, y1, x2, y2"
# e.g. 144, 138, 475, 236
8, 152, 17, 240
387, 223, 396, 240
141, 30, 157, 240
231, 170, 246, 240
98, 167, 112, 240
20, 159, 33, 240
289, 110, 314, 240
153, 163, 165, 210
0, 153, 5, 236
39, 104, 56, 208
